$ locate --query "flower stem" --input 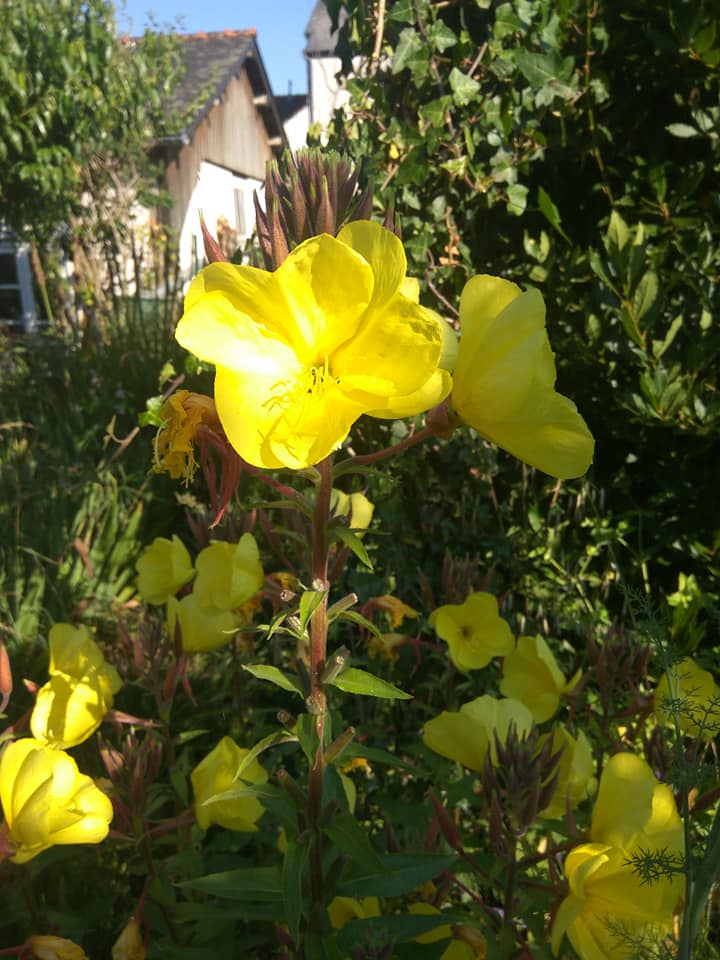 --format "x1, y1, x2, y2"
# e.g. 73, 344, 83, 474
307, 456, 333, 917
